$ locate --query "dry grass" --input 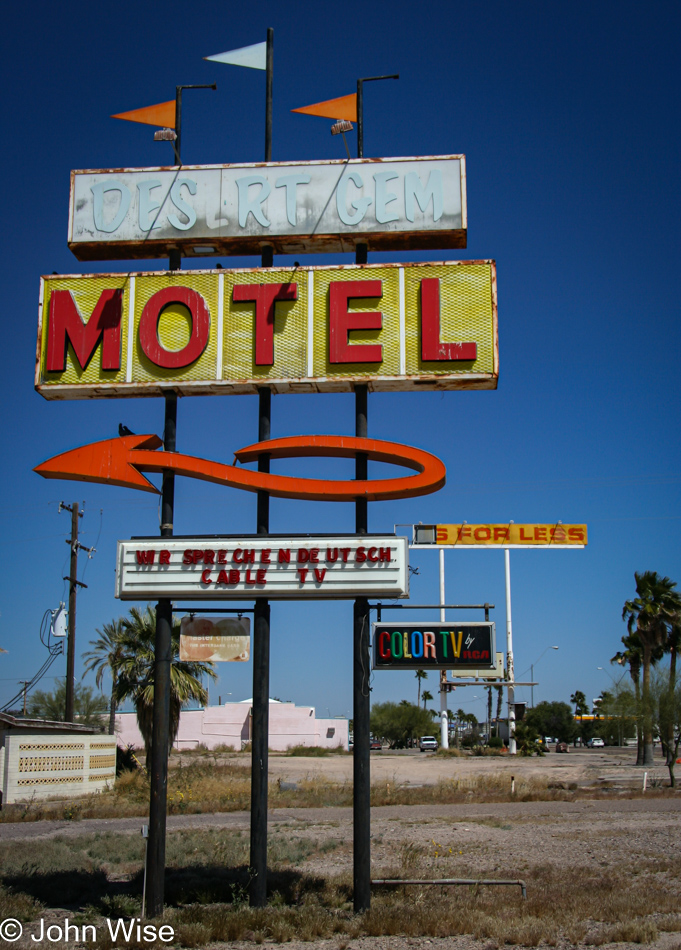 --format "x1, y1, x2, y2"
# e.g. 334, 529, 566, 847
1, 761, 676, 826
1, 814, 680, 948
286, 744, 349, 756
